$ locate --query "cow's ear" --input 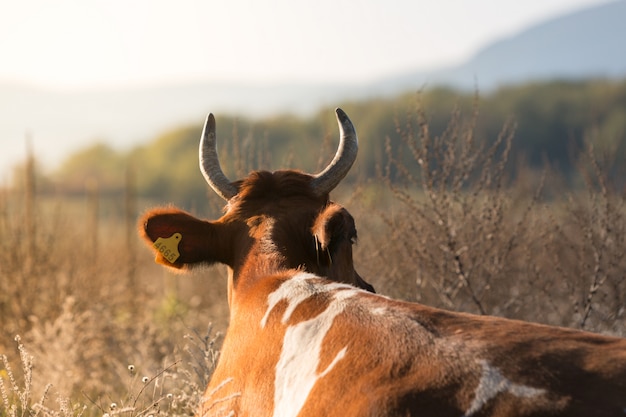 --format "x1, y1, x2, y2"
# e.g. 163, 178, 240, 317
311, 204, 356, 253
312, 204, 375, 293
138, 208, 219, 269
